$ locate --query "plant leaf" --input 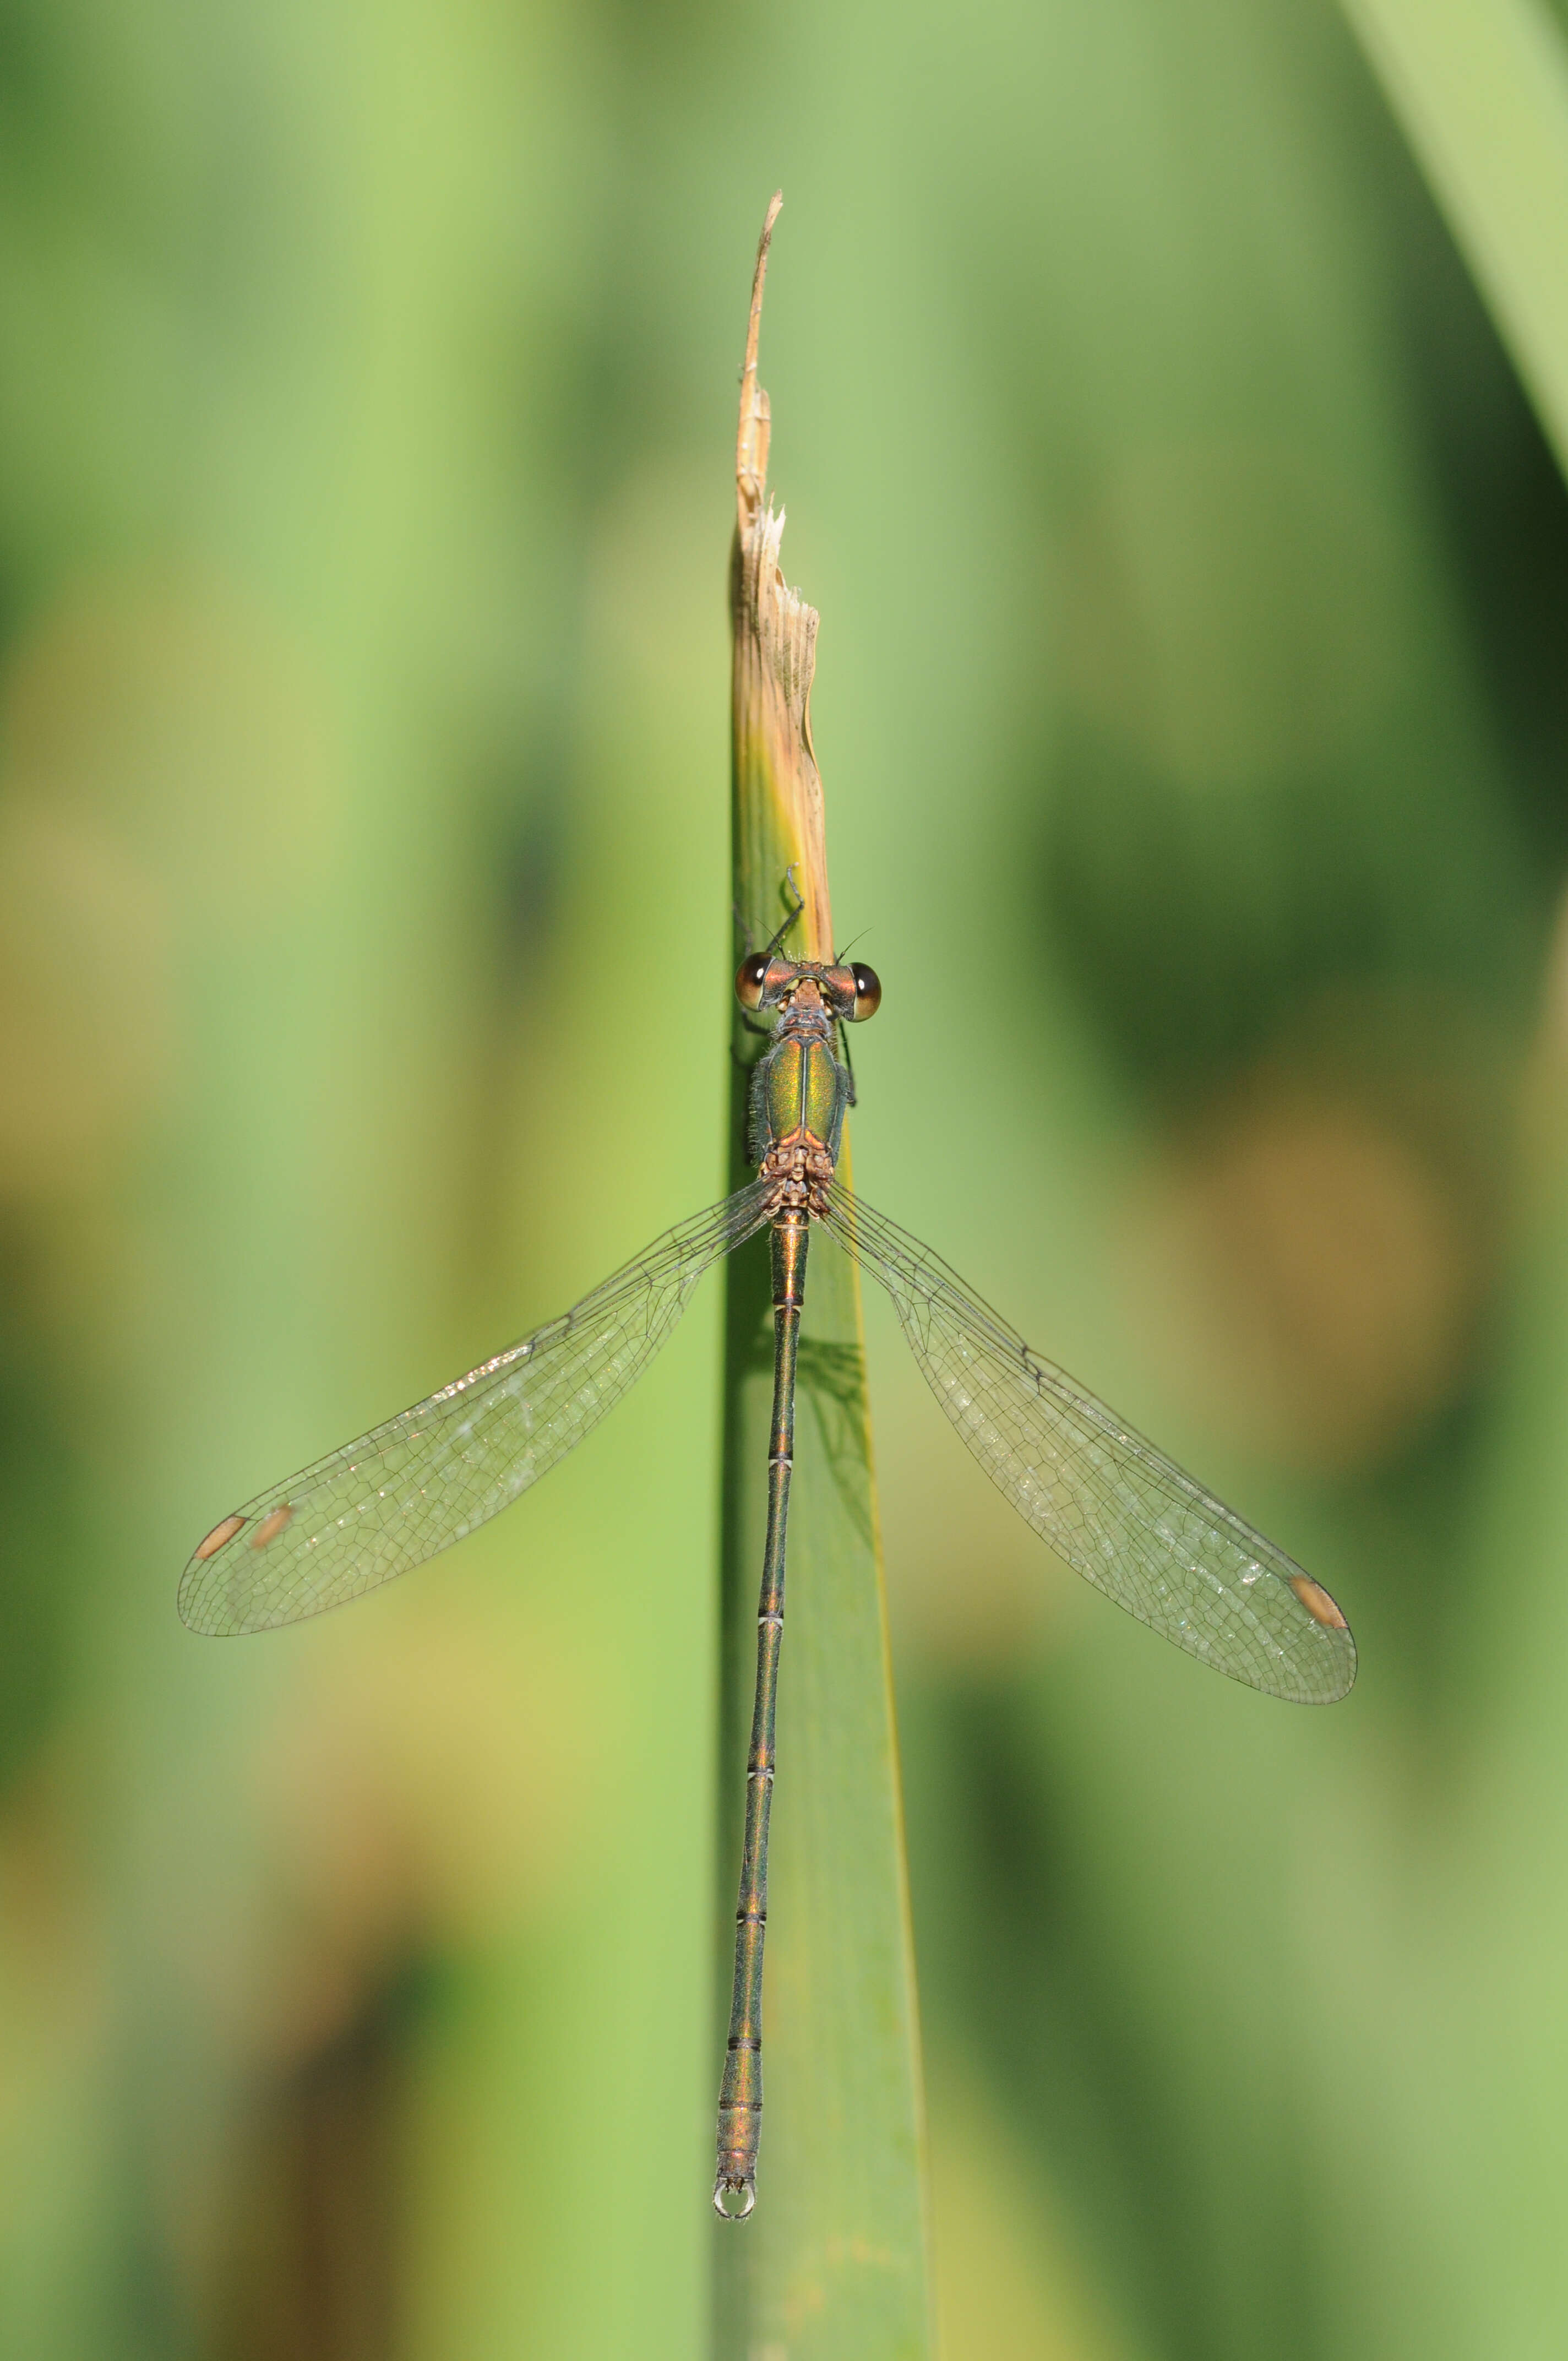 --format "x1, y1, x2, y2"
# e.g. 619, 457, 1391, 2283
1342, 0, 1568, 477
714, 195, 935, 2360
